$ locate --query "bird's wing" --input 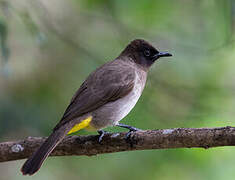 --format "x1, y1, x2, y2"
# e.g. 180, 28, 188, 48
54, 61, 135, 130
